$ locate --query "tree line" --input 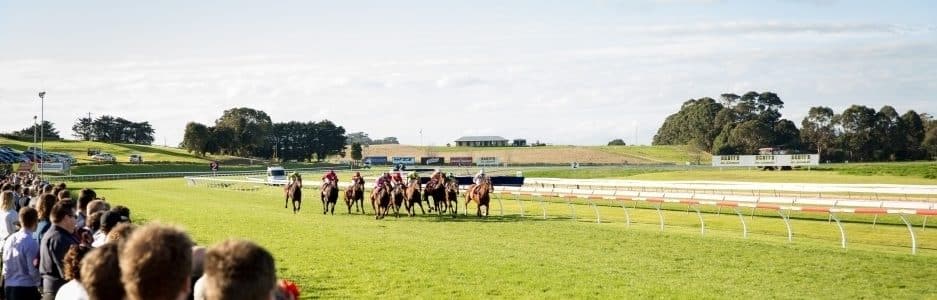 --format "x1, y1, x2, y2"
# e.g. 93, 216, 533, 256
653, 91, 937, 162
180, 107, 347, 161
72, 115, 155, 145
